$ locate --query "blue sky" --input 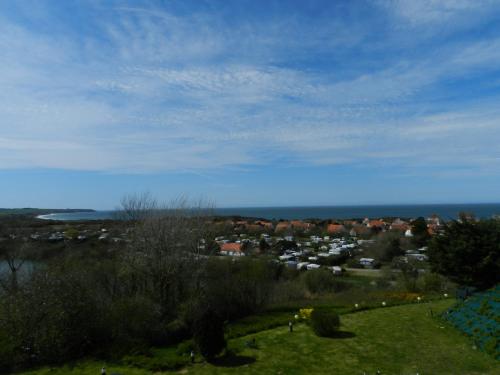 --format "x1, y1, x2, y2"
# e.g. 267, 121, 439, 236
1, 0, 500, 209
